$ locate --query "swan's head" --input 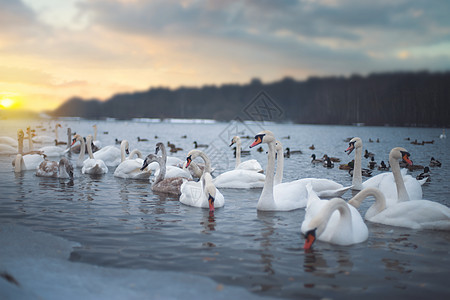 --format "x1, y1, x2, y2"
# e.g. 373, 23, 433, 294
56, 123, 62, 128
229, 136, 240, 147
390, 147, 412, 165
155, 142, 164, 155
250, 130, 275, 148
141, 153, 159, 171
303, 228, 317, 250
345, 137, 362, 155
71, 134, 82, 146
185, 149, 204, 168
204, 182, 216, 212
311, 154, 316, 159
17, 129, 24, 139
276, 141, 283, 151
